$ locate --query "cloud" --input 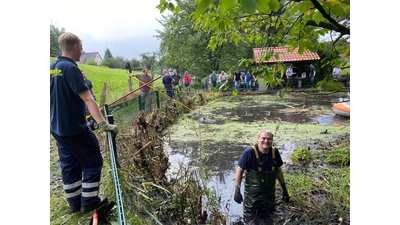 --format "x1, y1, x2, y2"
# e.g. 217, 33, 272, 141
50, 0, 165, 59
